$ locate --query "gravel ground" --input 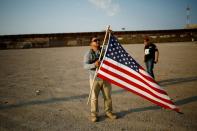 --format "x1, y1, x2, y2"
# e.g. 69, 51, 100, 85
0, 42, 197, 131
